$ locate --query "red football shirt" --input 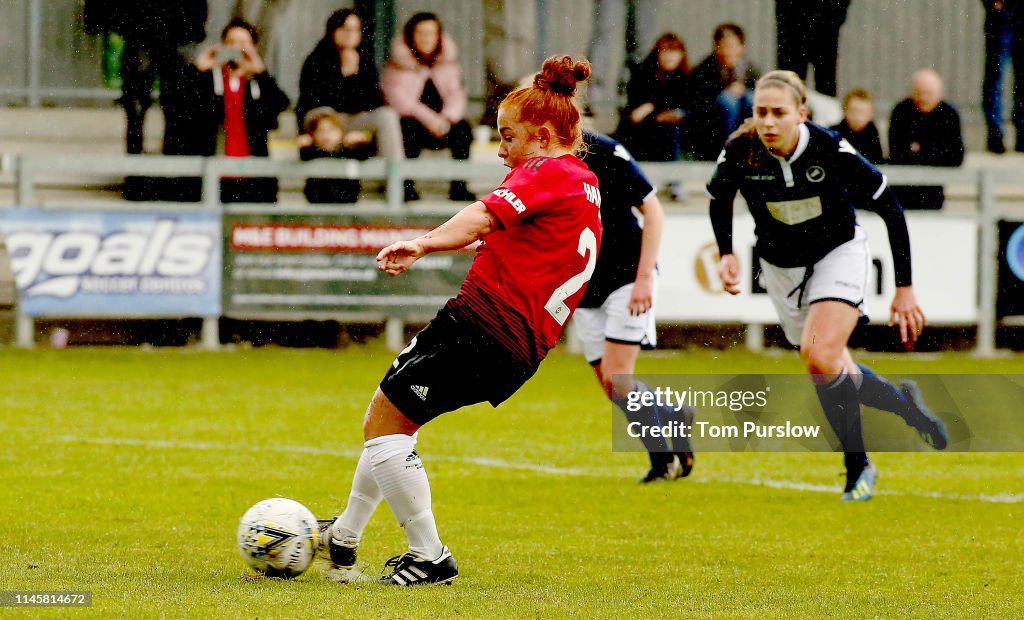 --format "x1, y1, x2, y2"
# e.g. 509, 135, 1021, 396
447, 154, 602, 366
